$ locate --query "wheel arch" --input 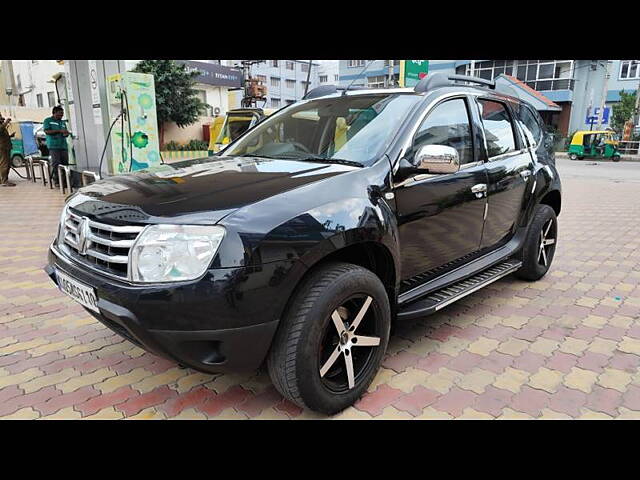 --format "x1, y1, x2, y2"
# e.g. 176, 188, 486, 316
539, 189, 561, 216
